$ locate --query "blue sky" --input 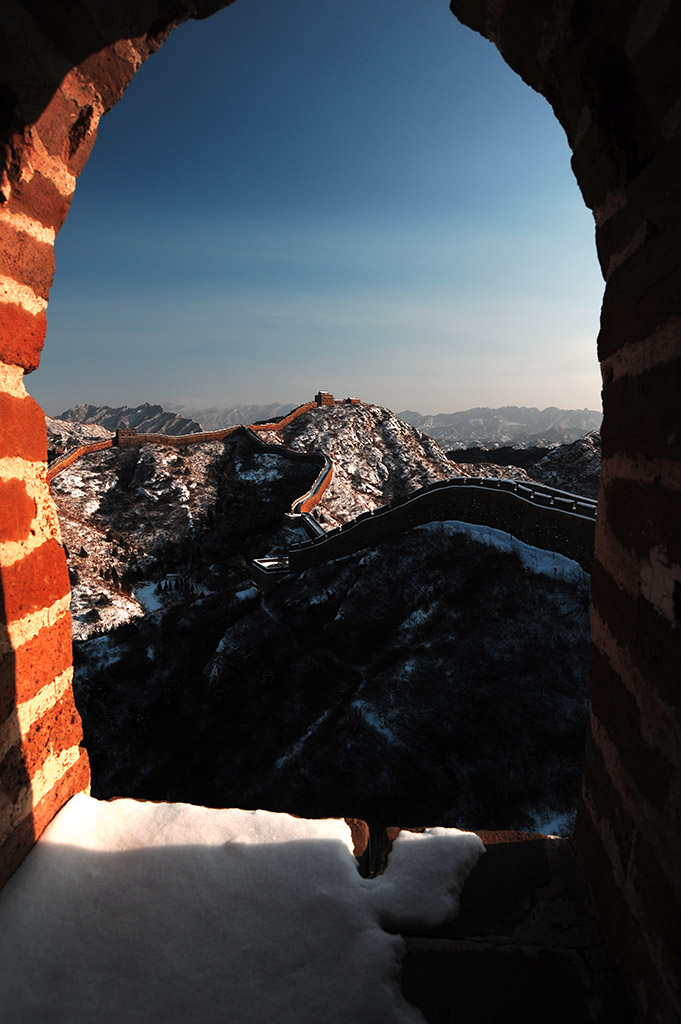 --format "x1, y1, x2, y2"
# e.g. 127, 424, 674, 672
30, 0, 604, 417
